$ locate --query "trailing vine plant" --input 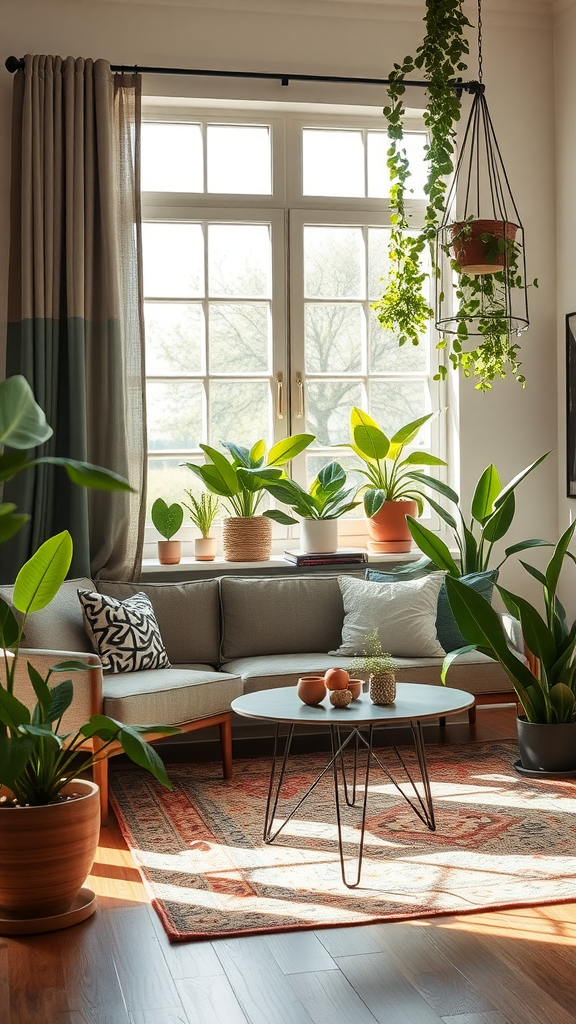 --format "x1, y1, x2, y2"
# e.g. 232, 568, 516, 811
372, 0, 470, 352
